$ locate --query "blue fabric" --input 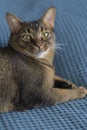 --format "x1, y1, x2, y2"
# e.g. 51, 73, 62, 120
0, 0, 87, 130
